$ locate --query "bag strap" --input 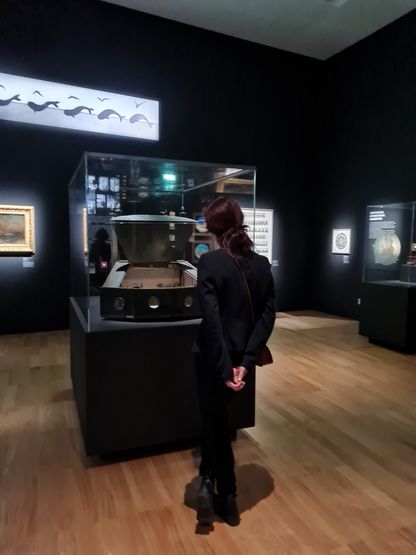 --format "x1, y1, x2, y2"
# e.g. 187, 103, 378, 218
224, 250, 255, 325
